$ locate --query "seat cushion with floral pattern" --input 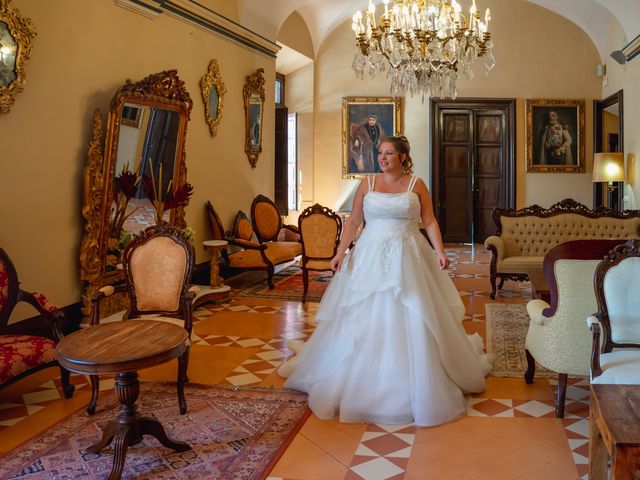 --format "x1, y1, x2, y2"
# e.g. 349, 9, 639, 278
0, 335, 57, 384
